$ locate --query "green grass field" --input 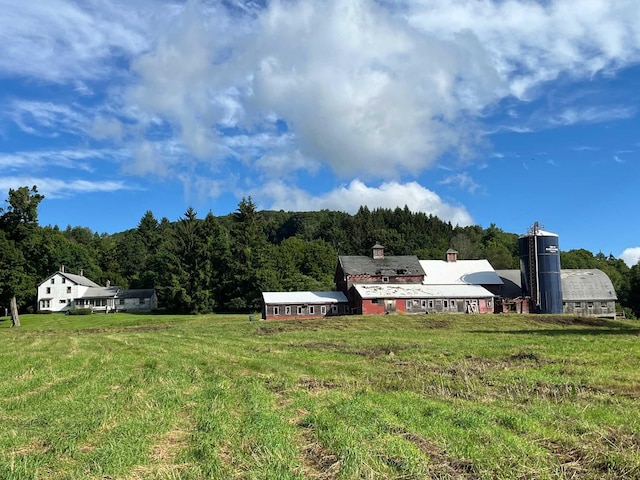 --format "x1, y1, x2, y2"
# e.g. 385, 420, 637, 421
1, 312, 639, 479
